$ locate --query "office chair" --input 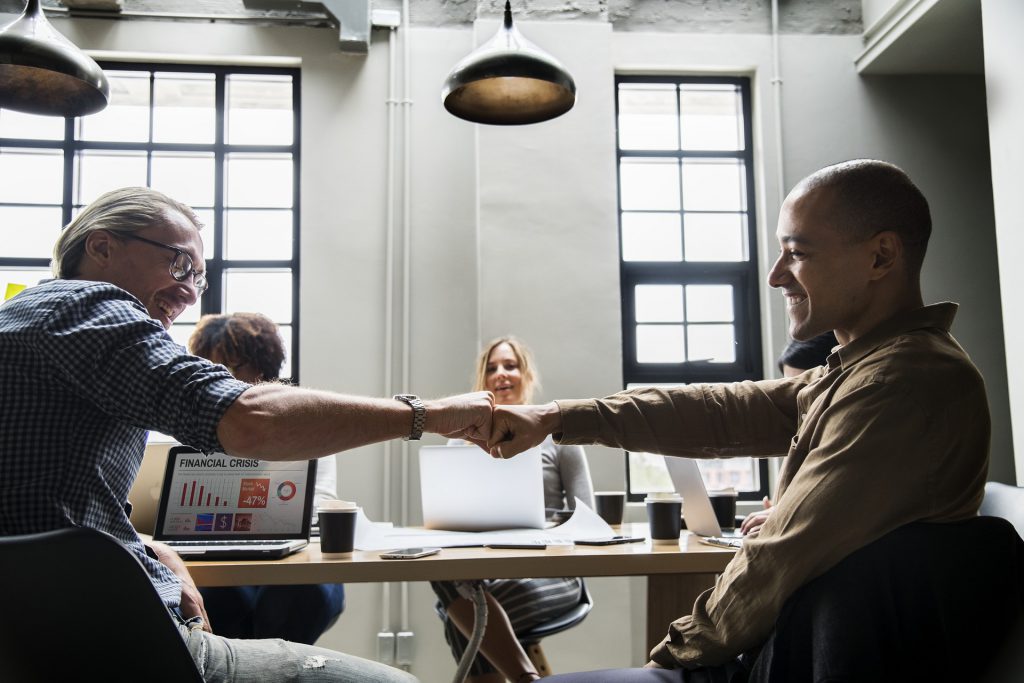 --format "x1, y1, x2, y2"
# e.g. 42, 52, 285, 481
519, 580, 594, 676
0, 527, 203, 683
748, 516, 1024, 683
437, 579, 594, 678
980, 481, 1024, 540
